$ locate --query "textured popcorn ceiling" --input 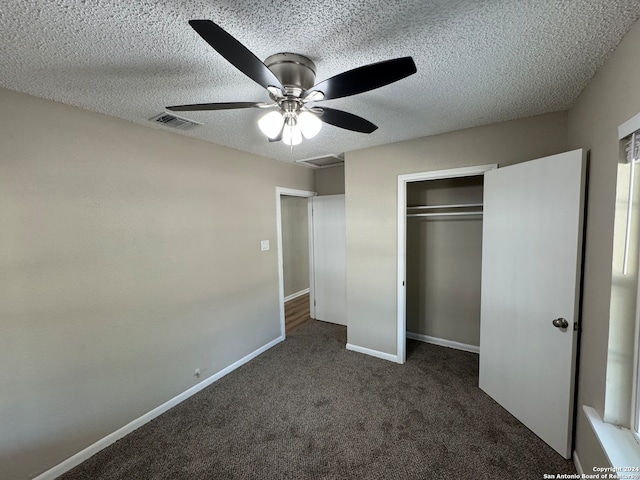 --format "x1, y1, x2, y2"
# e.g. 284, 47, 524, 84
2, 1, 640, 163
